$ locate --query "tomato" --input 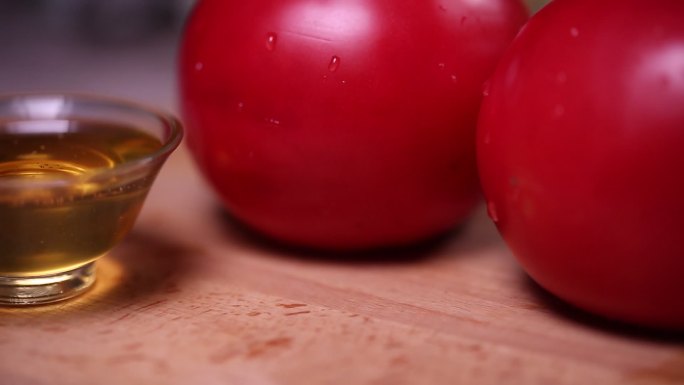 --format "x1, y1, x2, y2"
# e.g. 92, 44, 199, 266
477, 0, 684, 329
181, 0, 527, 249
